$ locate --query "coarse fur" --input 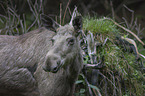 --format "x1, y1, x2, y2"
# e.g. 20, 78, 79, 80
35, 24, 83, 96
0, 28, 55, 96
0, 15, 83, 96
